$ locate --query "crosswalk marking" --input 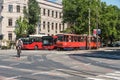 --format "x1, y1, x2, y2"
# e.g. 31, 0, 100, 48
87, 71, 120, 80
